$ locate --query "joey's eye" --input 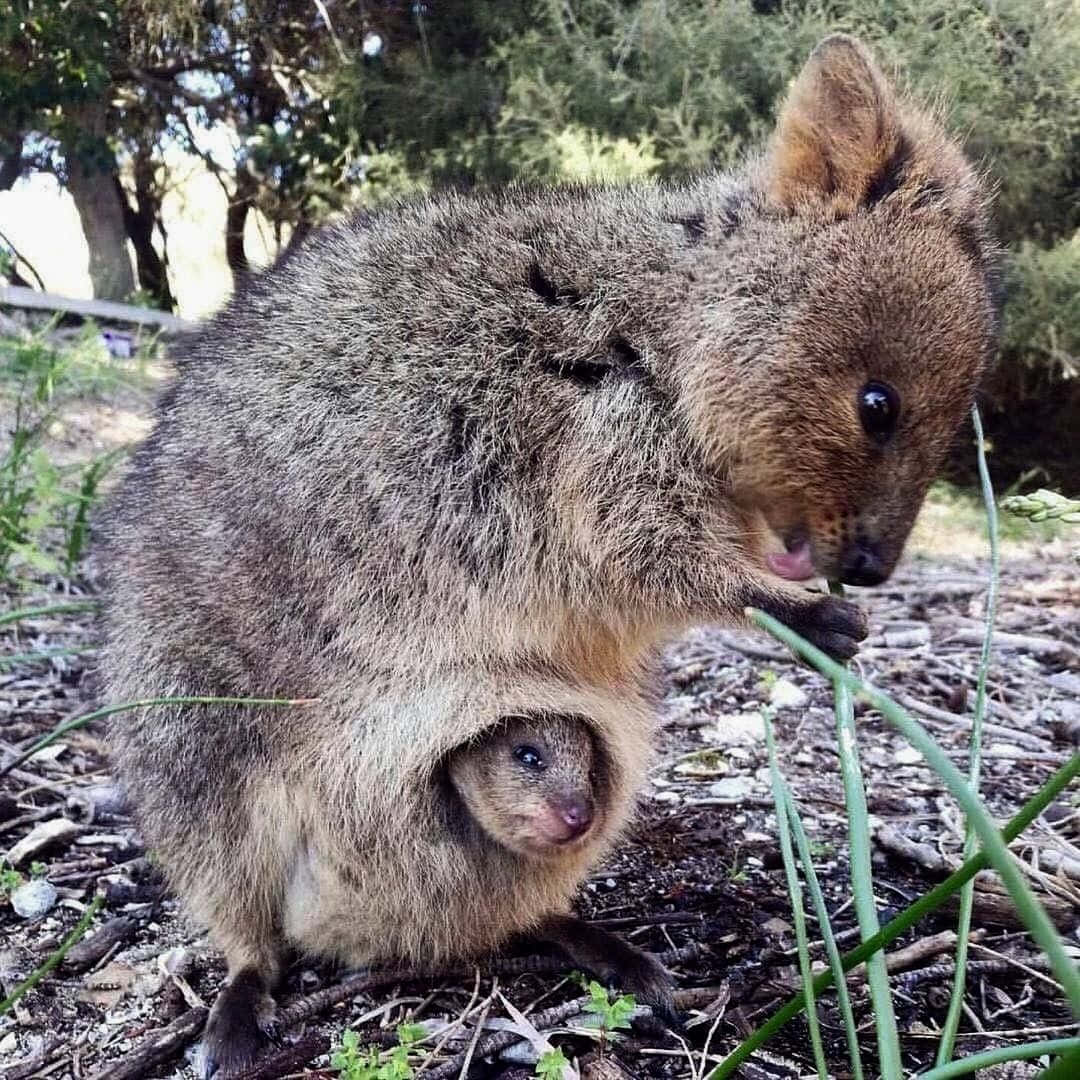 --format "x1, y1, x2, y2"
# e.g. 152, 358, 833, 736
513, 745, 545, 771
858, 382, 900, 444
